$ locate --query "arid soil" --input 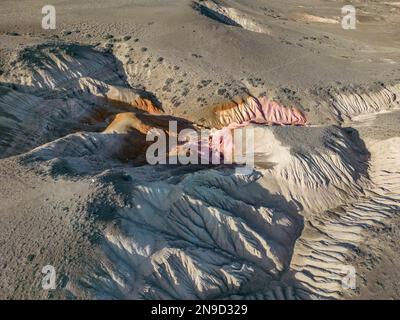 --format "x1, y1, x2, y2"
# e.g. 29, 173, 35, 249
0, 0, 400, 299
